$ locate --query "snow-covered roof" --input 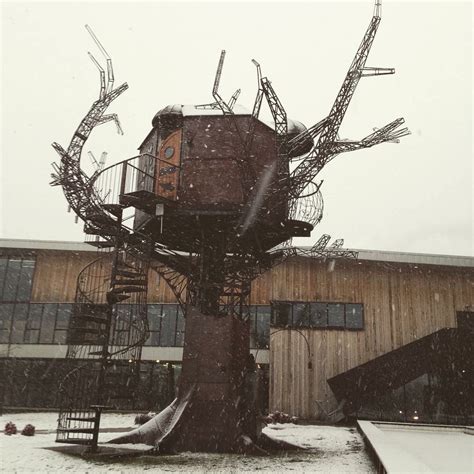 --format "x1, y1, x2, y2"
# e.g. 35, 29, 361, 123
1, 239, 473, 268
154, 104, 252, 118
182, 104, 251, 116
148, 104, 307, 143
0, 238, 94, 253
